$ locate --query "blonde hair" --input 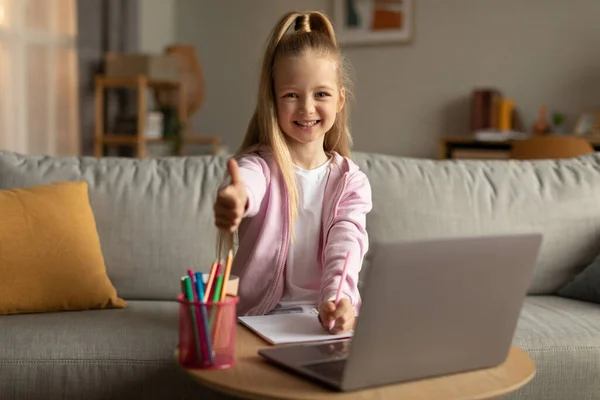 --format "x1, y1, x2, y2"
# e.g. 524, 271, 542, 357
236, 11, 354, 229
